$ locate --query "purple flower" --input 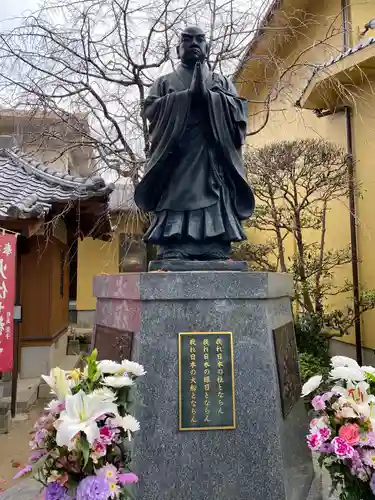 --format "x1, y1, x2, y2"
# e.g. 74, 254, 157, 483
118, 472, 138, 485
361, 449, 375, 469
358, 432, 375, 447
351, 450, 370, 481
318, 442, 332, 454
13, 465, 32, 480
45, 482, 71, 500
331, 437, 355, 459
96, 464, 118, 484
76, 476, 109, 500
35, 429, 47, 441
371, 473, 375, 495
311, 395, 326, 411
322, 392, 335, 401
29, 451, 46, 462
